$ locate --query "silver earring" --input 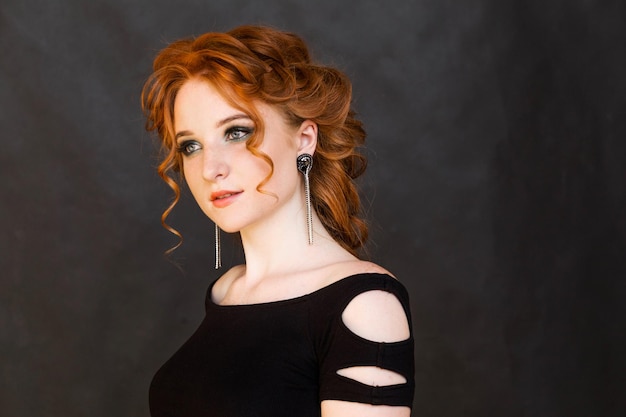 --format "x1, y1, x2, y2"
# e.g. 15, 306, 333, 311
297, 153, 313, 245
214, 223, 222, 269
